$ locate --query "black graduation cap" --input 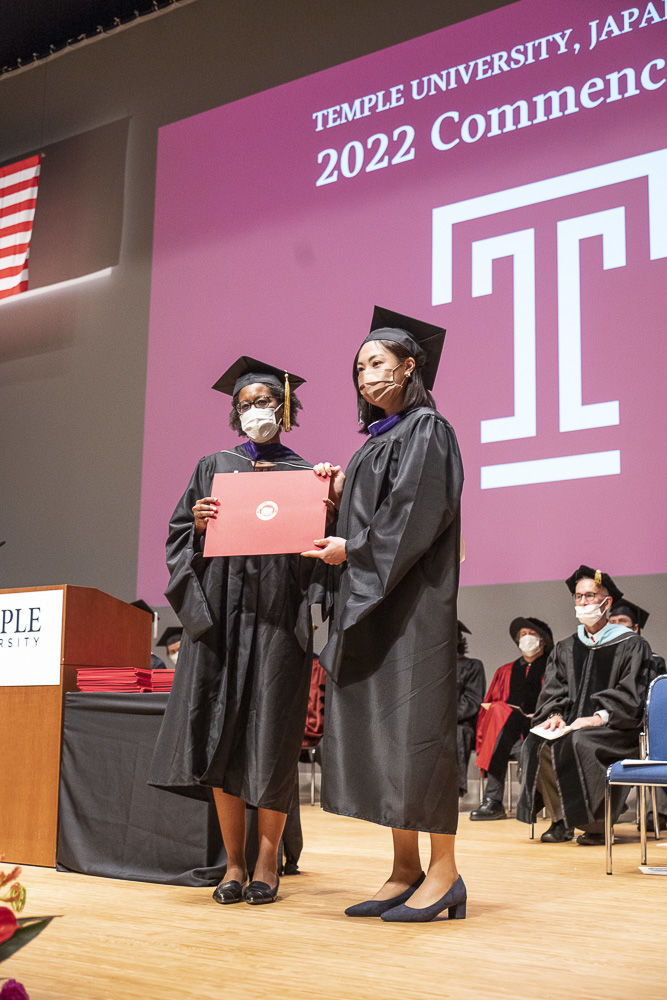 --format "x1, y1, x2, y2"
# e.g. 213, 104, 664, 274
565, 565, 623, 603
131, 599, 158, 639
158, 626, 183, 647
131, 599, 153, 615
457, 620, 471, 634
359, 305, 447, 391
610, 599, 649, 631
509, 616, 554, 653
212, 356, 305, 431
